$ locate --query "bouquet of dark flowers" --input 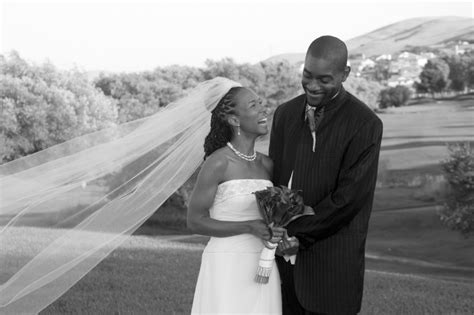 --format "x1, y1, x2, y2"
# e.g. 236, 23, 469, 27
252, 185, 314, 284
